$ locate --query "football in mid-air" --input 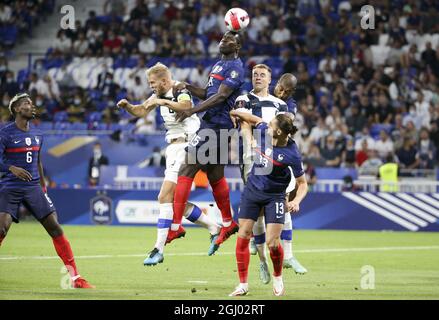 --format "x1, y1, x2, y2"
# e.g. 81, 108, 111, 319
224, 8, 250, 32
